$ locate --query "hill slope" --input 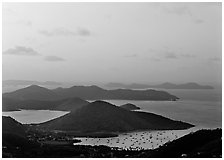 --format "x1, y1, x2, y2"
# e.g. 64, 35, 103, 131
39, 101, 193, 133
3, 85, 59, 101
55, 97, 89, 111
2, 116, 26, 136
137, 128, 221, 158
2, 97, 89, 111
2, 116, 40, 157
3, 85, 179, 101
